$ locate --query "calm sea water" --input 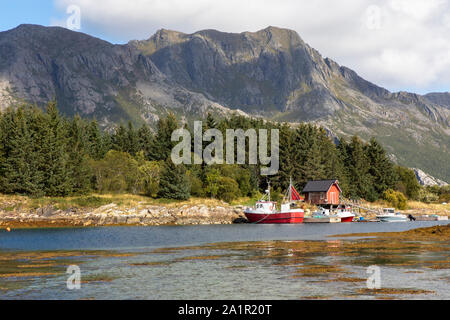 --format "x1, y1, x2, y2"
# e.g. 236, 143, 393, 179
1, 221, 449, 251
0, 221, 449, 300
